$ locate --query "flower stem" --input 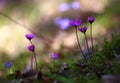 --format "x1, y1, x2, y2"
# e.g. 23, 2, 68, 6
84, 33, 90, 54
7, 68, 10, 75
30, 40, 34, 45
31, 55, 33, 71
84, 33, 96, 68
90, 24, 94, 53
75, 27, 87, 63
33, 52, 38, 71
53, 59, 56, 71
29, 40, 38, 71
